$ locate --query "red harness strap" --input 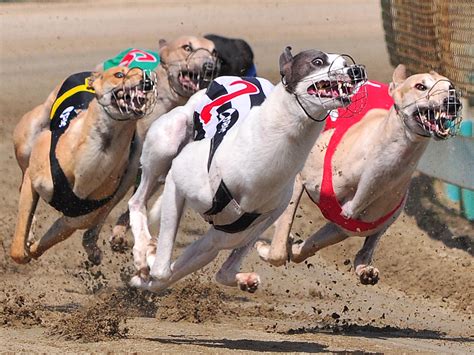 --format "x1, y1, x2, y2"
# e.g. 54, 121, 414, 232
314, 81, 405, 232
